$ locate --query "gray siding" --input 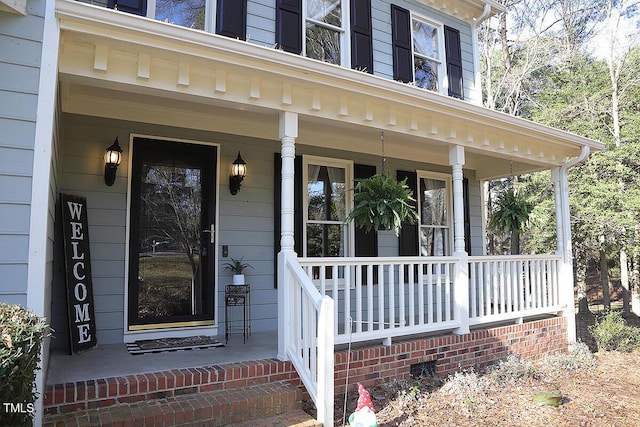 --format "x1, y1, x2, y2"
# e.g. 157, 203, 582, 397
0, 1, 46, 306
247, 0, 276, 47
